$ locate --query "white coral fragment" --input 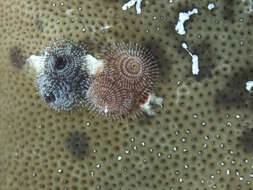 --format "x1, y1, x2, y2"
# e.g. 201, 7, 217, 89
27, 55, 46, 74
140, 94, 163, 116
181, 42, 200, 75
101, 25, 112, 30
122, 0, 142, 14
246, 81, 253, 92
175, 8, 198, 35
65, 9, 73, 15
208, 3, 215, 10
191, 55, 199, 75
85, 54, 105, 76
